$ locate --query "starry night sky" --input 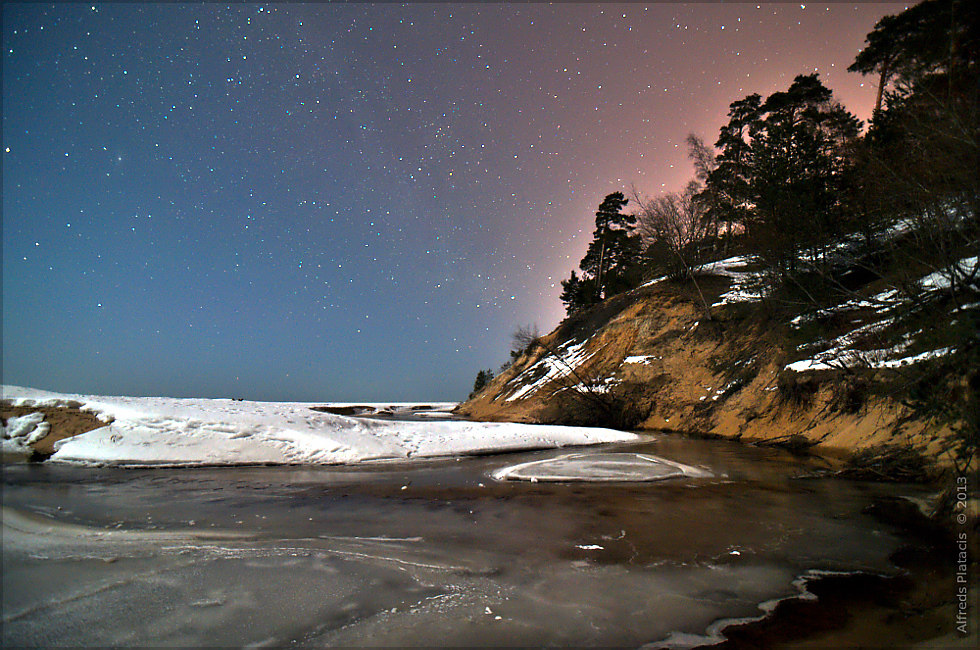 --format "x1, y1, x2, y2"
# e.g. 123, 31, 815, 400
2, 2, 906, 402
